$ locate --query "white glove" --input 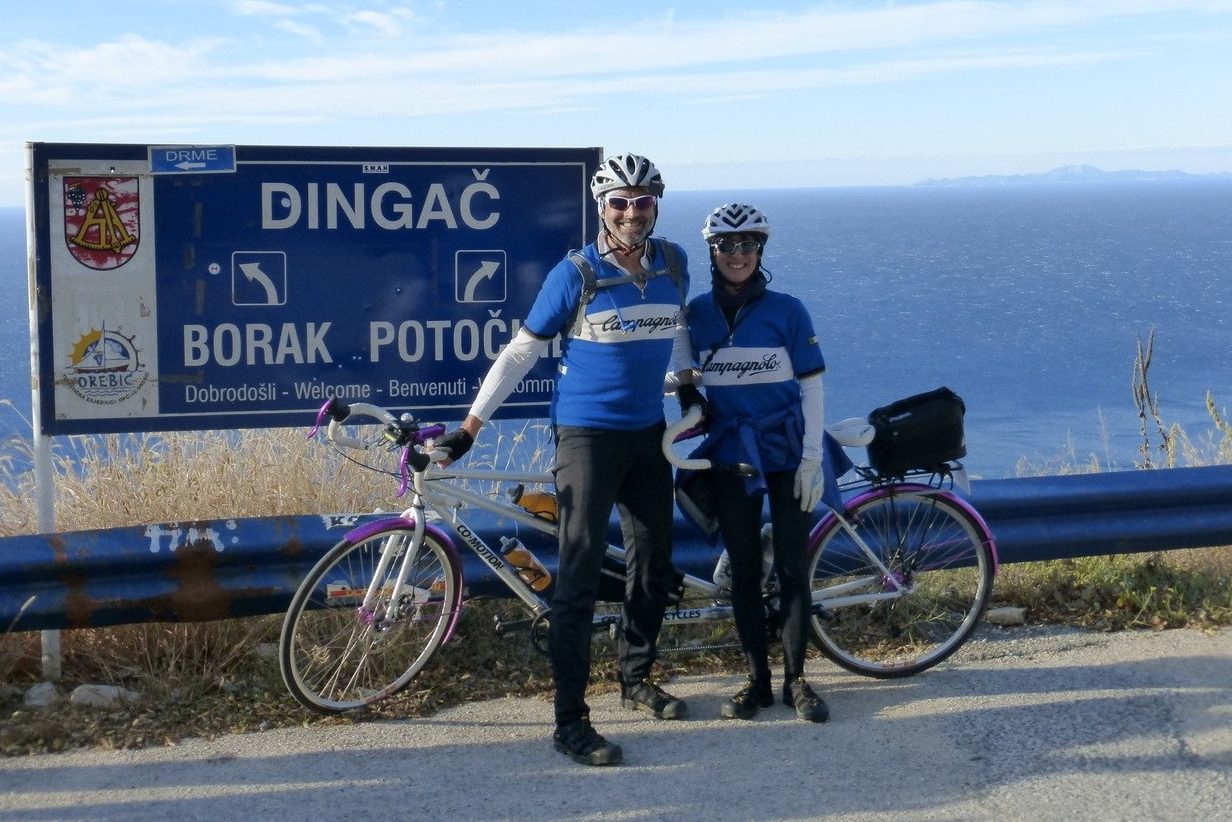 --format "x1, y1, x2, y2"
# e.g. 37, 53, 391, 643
794, 458, 823, 512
